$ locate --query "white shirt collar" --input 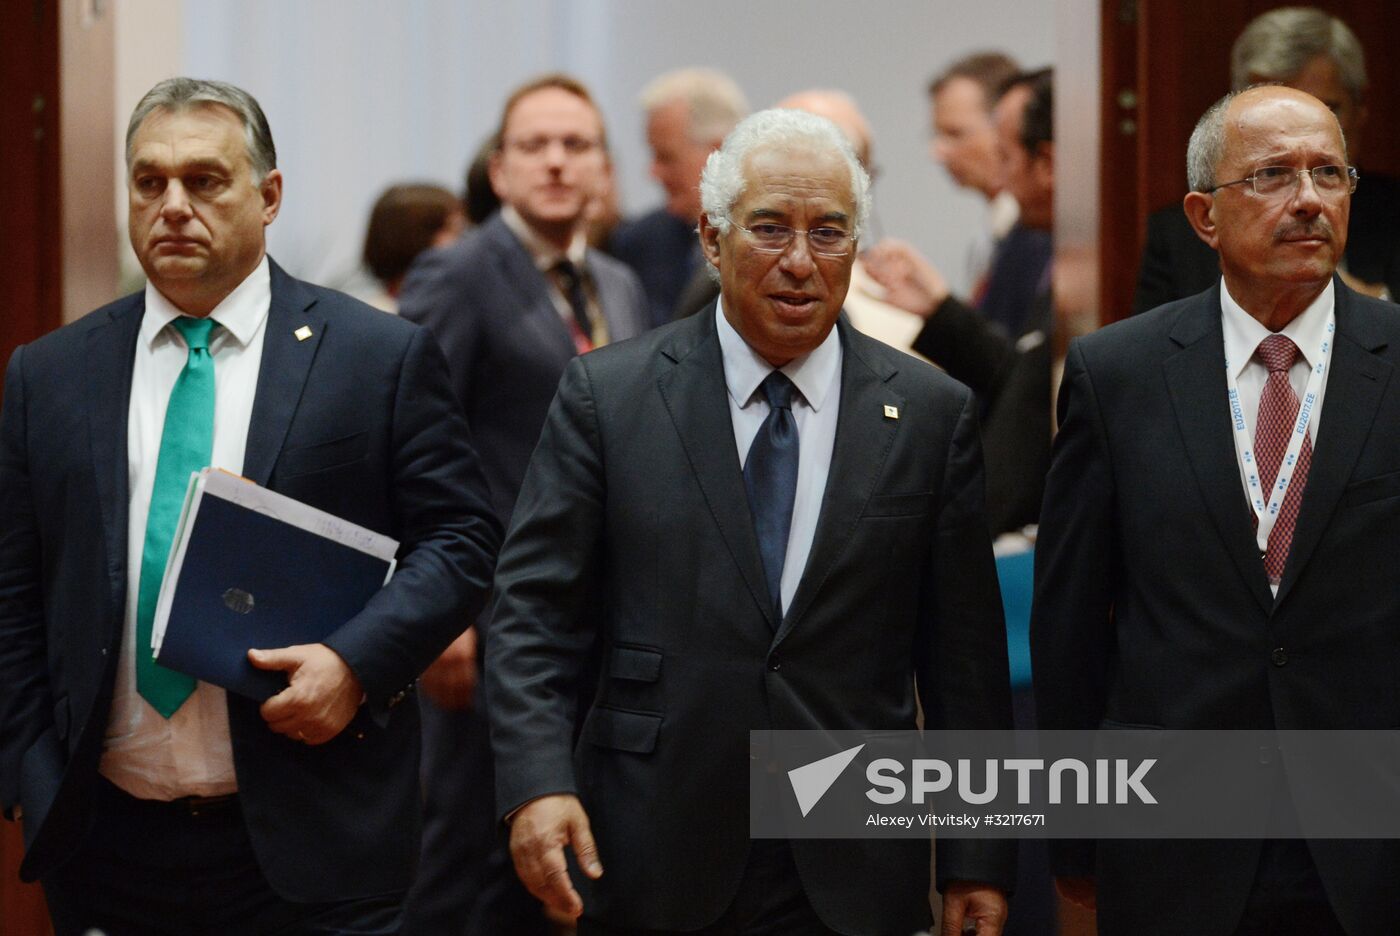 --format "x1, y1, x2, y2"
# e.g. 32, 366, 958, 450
141, 255, 271, 349
1220, 276, 1335, 379
988, 190, 1020, 240
501, 204, 588, 273
714, 296, 841, 413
